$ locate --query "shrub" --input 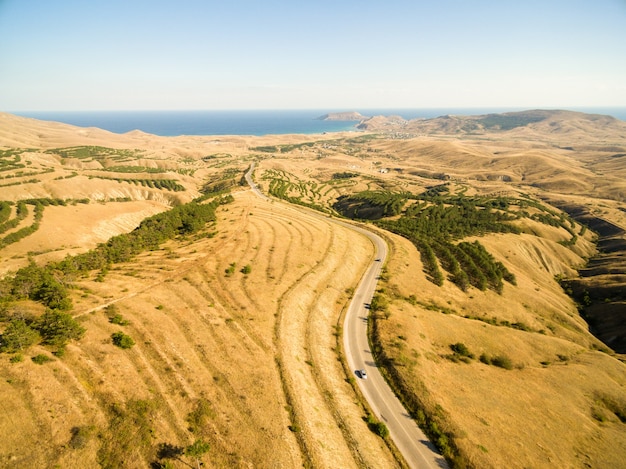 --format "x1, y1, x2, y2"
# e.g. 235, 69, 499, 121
109, 313, 129, 326
491, 355, 514, 370
32, 353, 53, 364
187, 398, 215, 433
69, 426, 95, 449
372, 421, 389, 438
450, 342, 473, 358
10, 354, 23, 363
366, 414, 389, 438
97, 399, 157, 468
369, 293, 389, 314
241, 264, 252, 275
225, 262, 236, 277
111, 331, 135, 349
